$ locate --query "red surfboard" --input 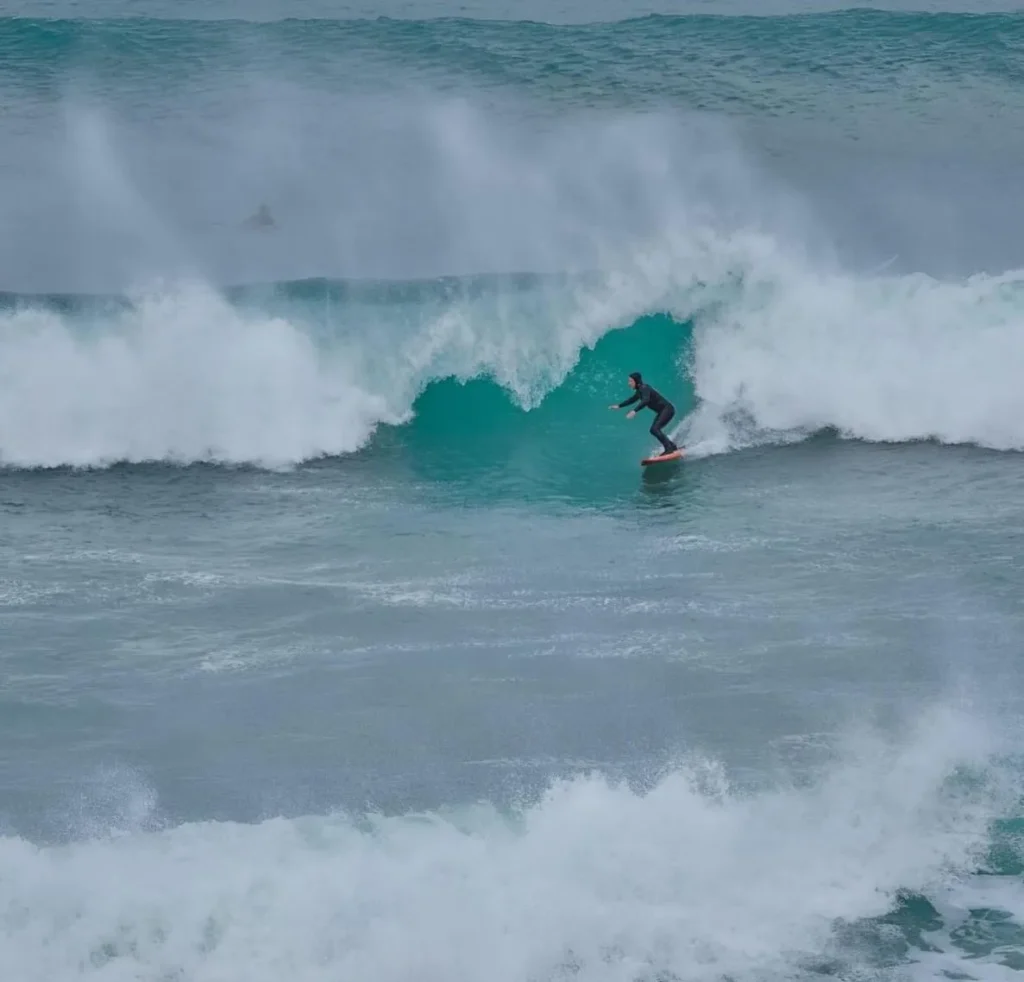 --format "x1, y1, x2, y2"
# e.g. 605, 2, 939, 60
641, 449, 685, 466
